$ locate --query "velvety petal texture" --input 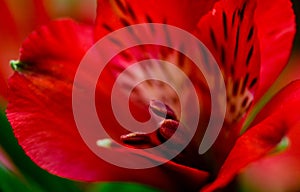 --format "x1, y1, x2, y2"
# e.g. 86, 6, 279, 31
193, 0, 296, 174
5, 0, 297, 191
6, 19, 209, 192
93, 0, 223, 146
95, 0, 219, 39
253, 0, 296, 101
7, 19, 95, 180
202, 80, 300, 192
240, 123, 300, 192
194, 0, 261, 171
